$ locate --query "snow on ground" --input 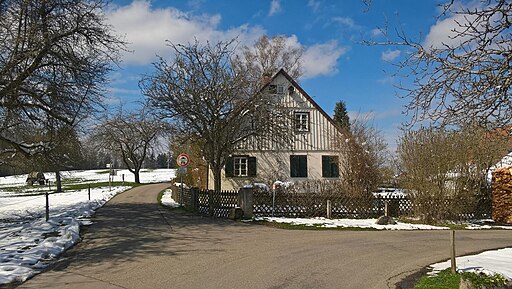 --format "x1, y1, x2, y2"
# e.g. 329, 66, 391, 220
0, 169, 176, 285
161, 189, 180, 208
0, 168, 176, 193
0, 186, 128, 284
254, 217, 449, 230
429, 248, 512, 279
